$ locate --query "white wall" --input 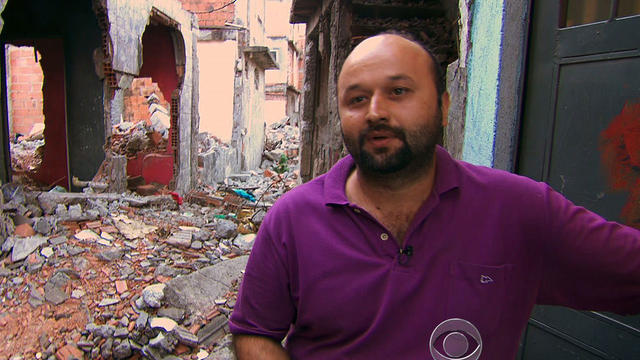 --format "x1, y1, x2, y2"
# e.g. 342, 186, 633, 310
197, 40, 236, 141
